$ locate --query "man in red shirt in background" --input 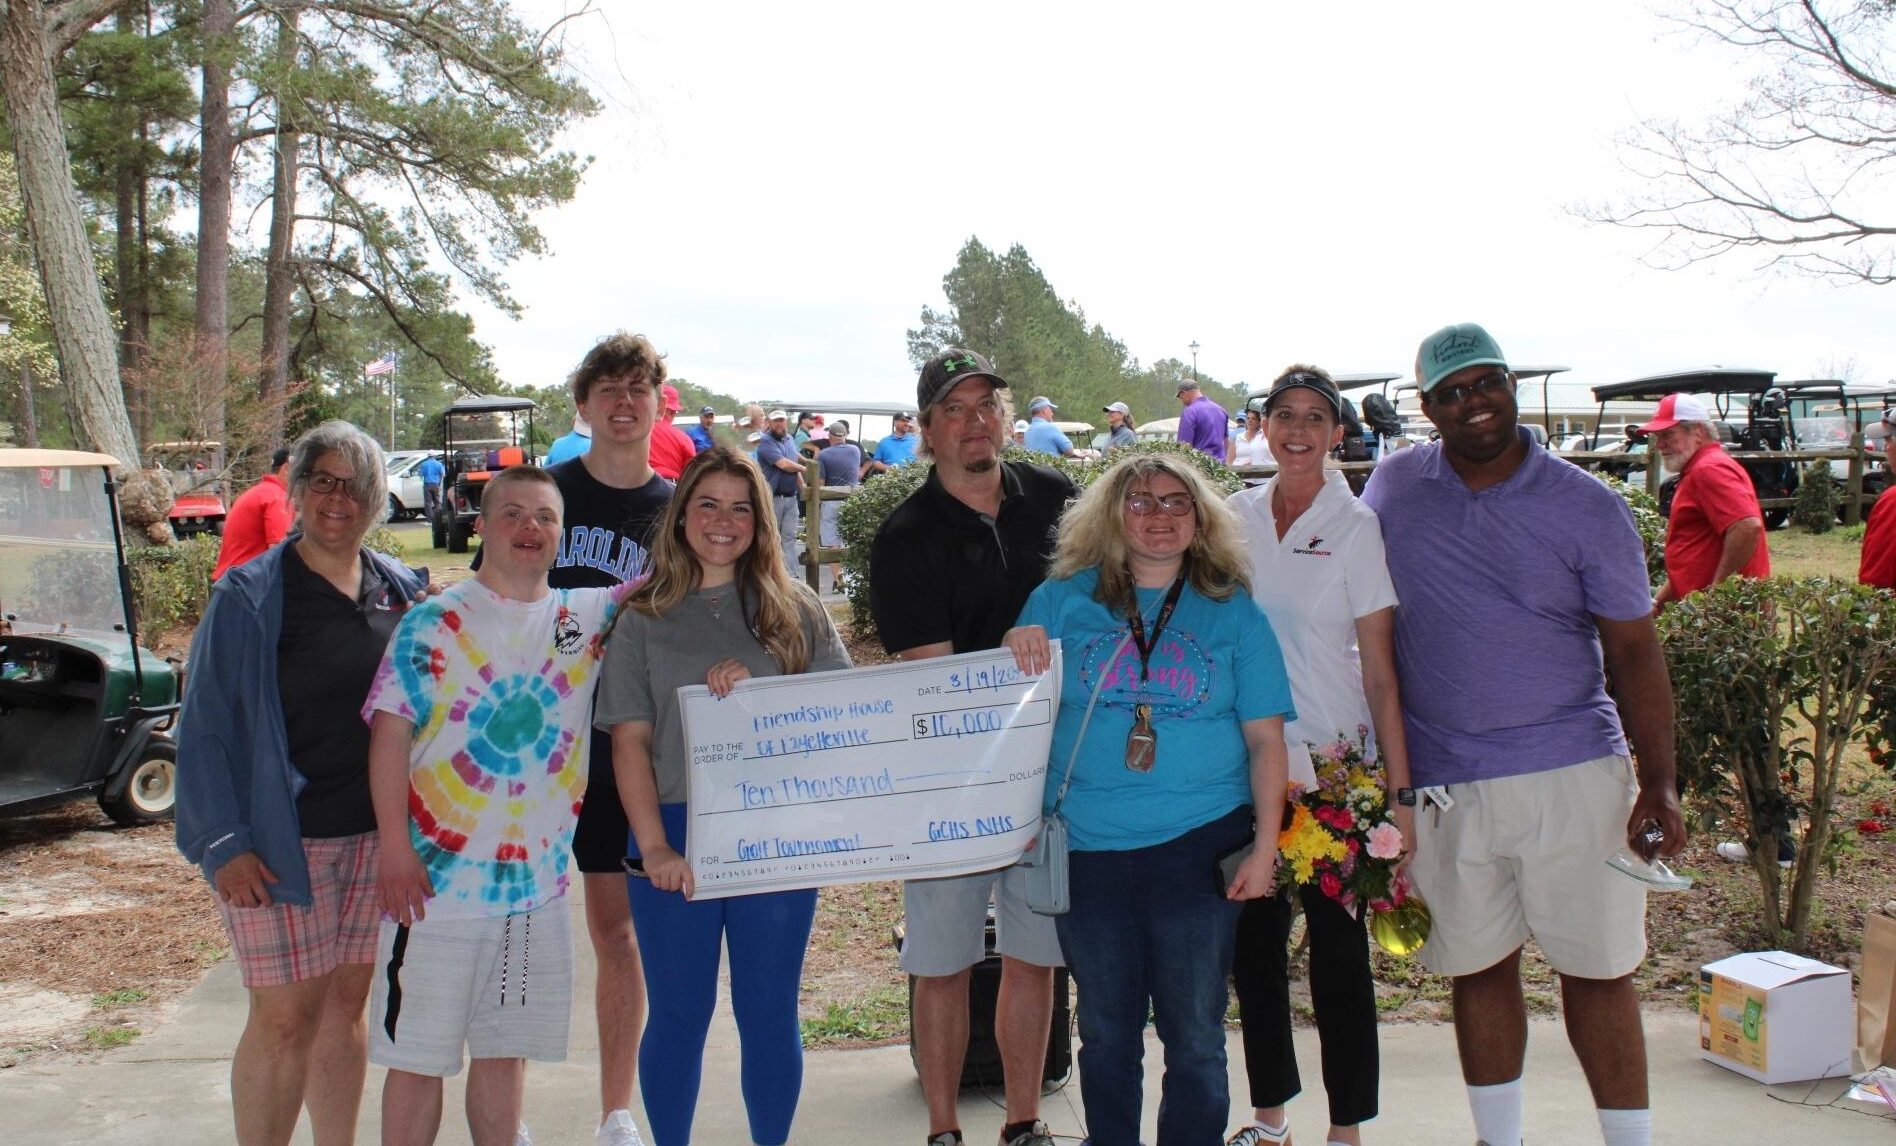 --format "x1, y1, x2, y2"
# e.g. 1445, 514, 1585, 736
1644, 393, 1769, 612
647, 383, 698, 480
211, 447, 292, 580
1860, 414, 1896, 589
